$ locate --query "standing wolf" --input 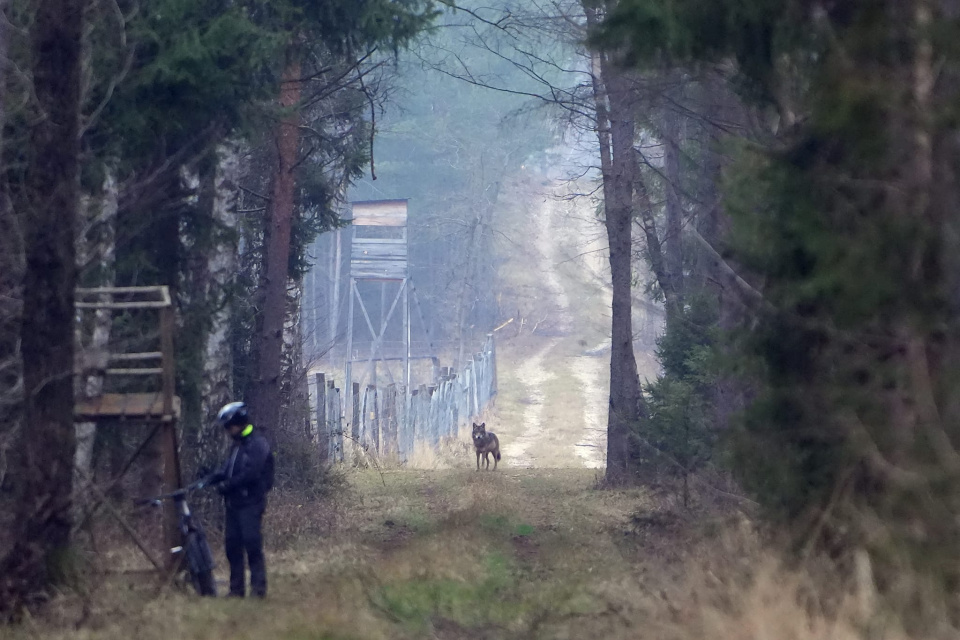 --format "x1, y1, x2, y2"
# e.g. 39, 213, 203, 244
472, 422, 501, 470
